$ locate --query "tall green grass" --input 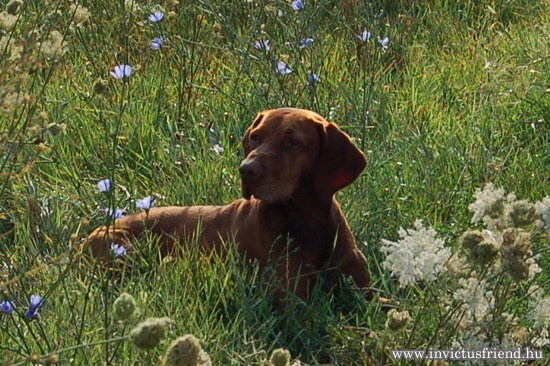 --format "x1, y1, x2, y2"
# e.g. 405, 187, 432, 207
1, 0, 548, 364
